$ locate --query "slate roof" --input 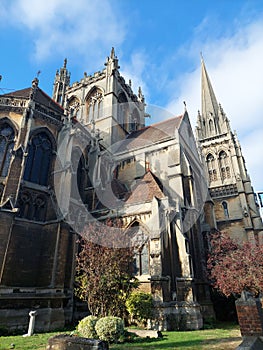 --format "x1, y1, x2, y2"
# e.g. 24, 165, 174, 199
1, 87, 63, 114
125, 170, 165, 205
115, 115, 183, 153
